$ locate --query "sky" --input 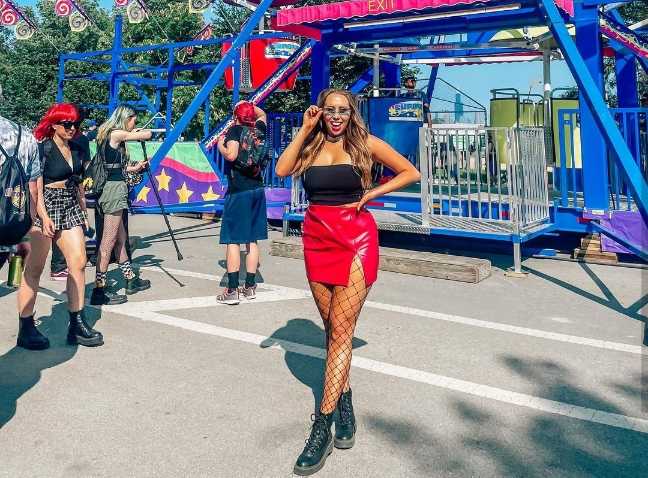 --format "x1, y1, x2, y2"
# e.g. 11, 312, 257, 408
19, 0, 577, 111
